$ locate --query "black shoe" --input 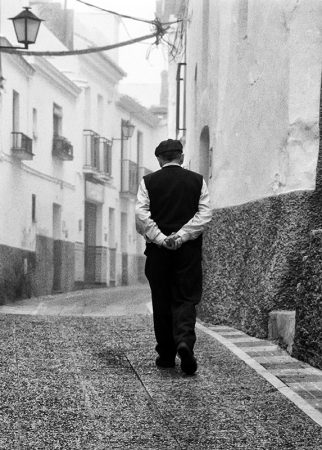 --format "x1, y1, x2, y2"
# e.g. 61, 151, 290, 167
177, 342, 197, 375
155, 356, 175, 368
